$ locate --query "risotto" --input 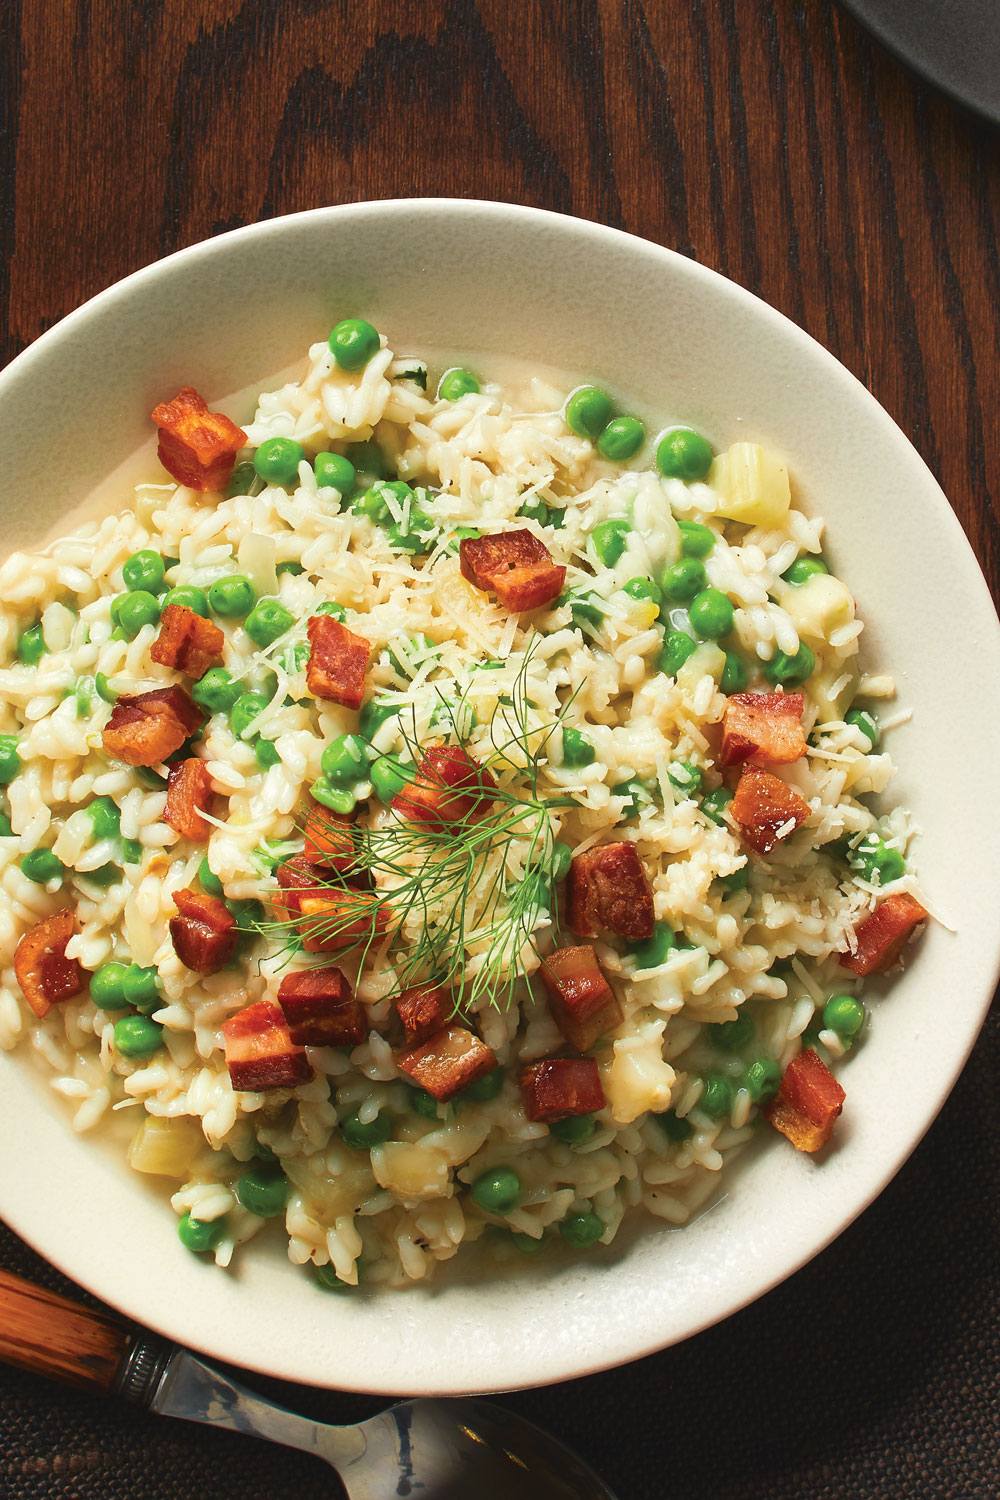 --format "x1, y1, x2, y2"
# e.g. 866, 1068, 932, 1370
0, 320, 928, 1288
